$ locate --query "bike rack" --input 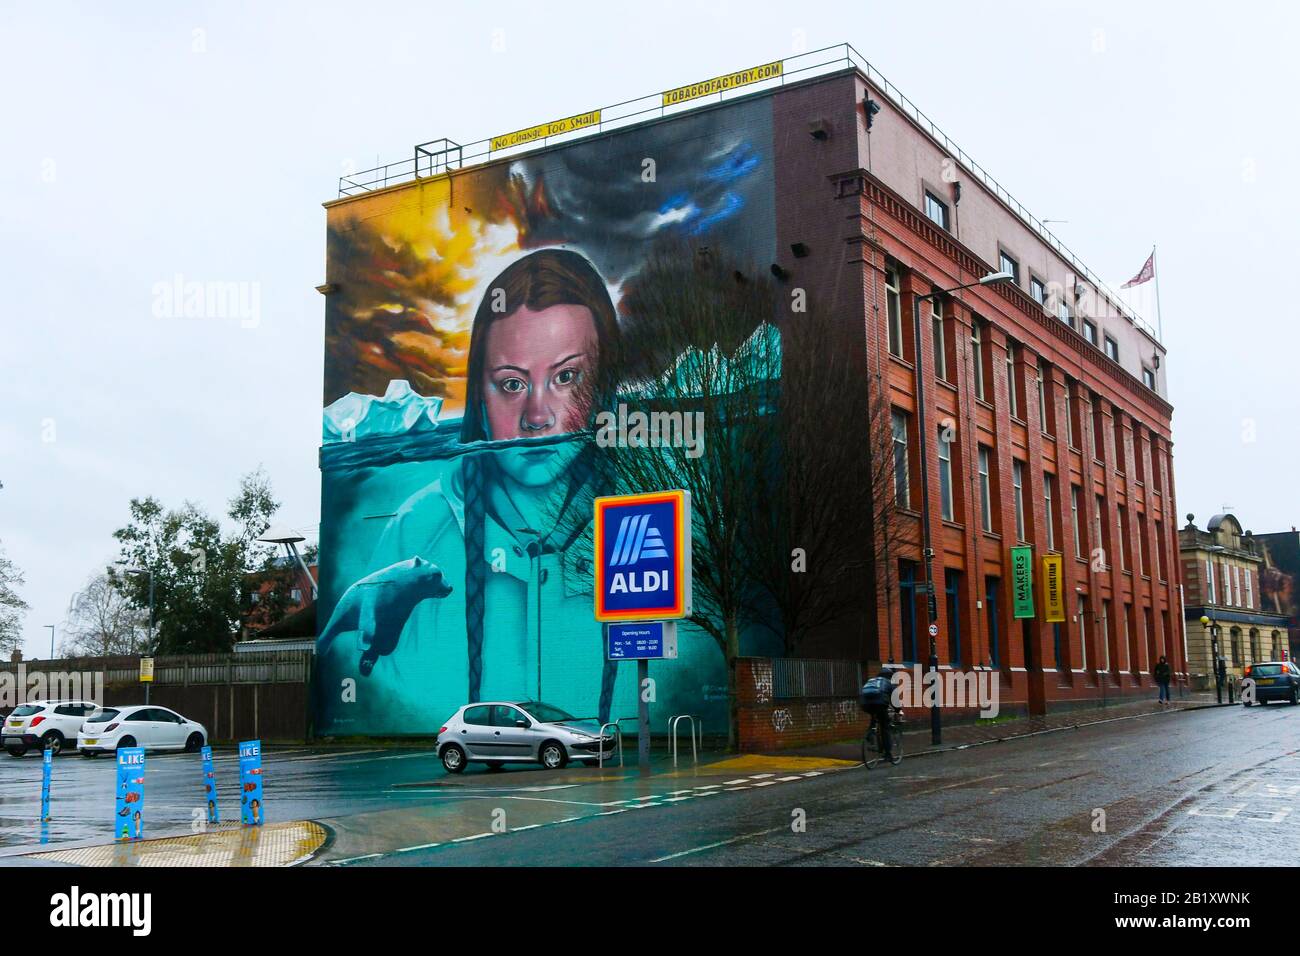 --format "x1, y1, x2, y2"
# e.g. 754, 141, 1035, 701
597, 722, 624, 768
668, 714, 702, 767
